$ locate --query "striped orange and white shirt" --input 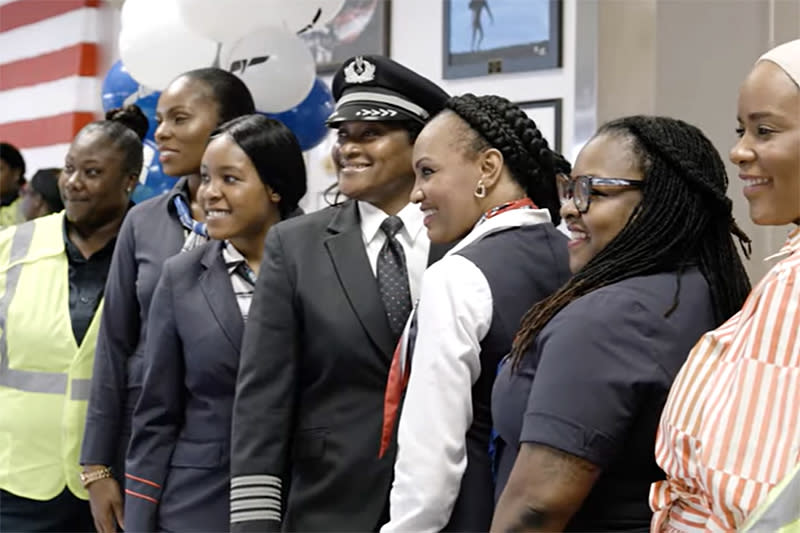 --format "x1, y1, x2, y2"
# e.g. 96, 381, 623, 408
651, 226, 800, 532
